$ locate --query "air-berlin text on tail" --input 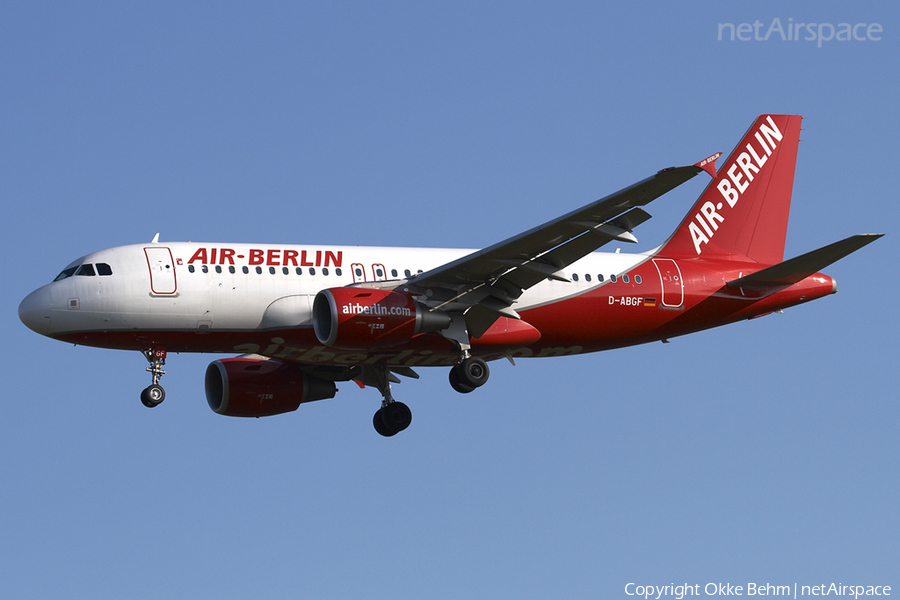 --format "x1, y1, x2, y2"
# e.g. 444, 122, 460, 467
689, 116, 783, 255
186, 247, 343, 267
